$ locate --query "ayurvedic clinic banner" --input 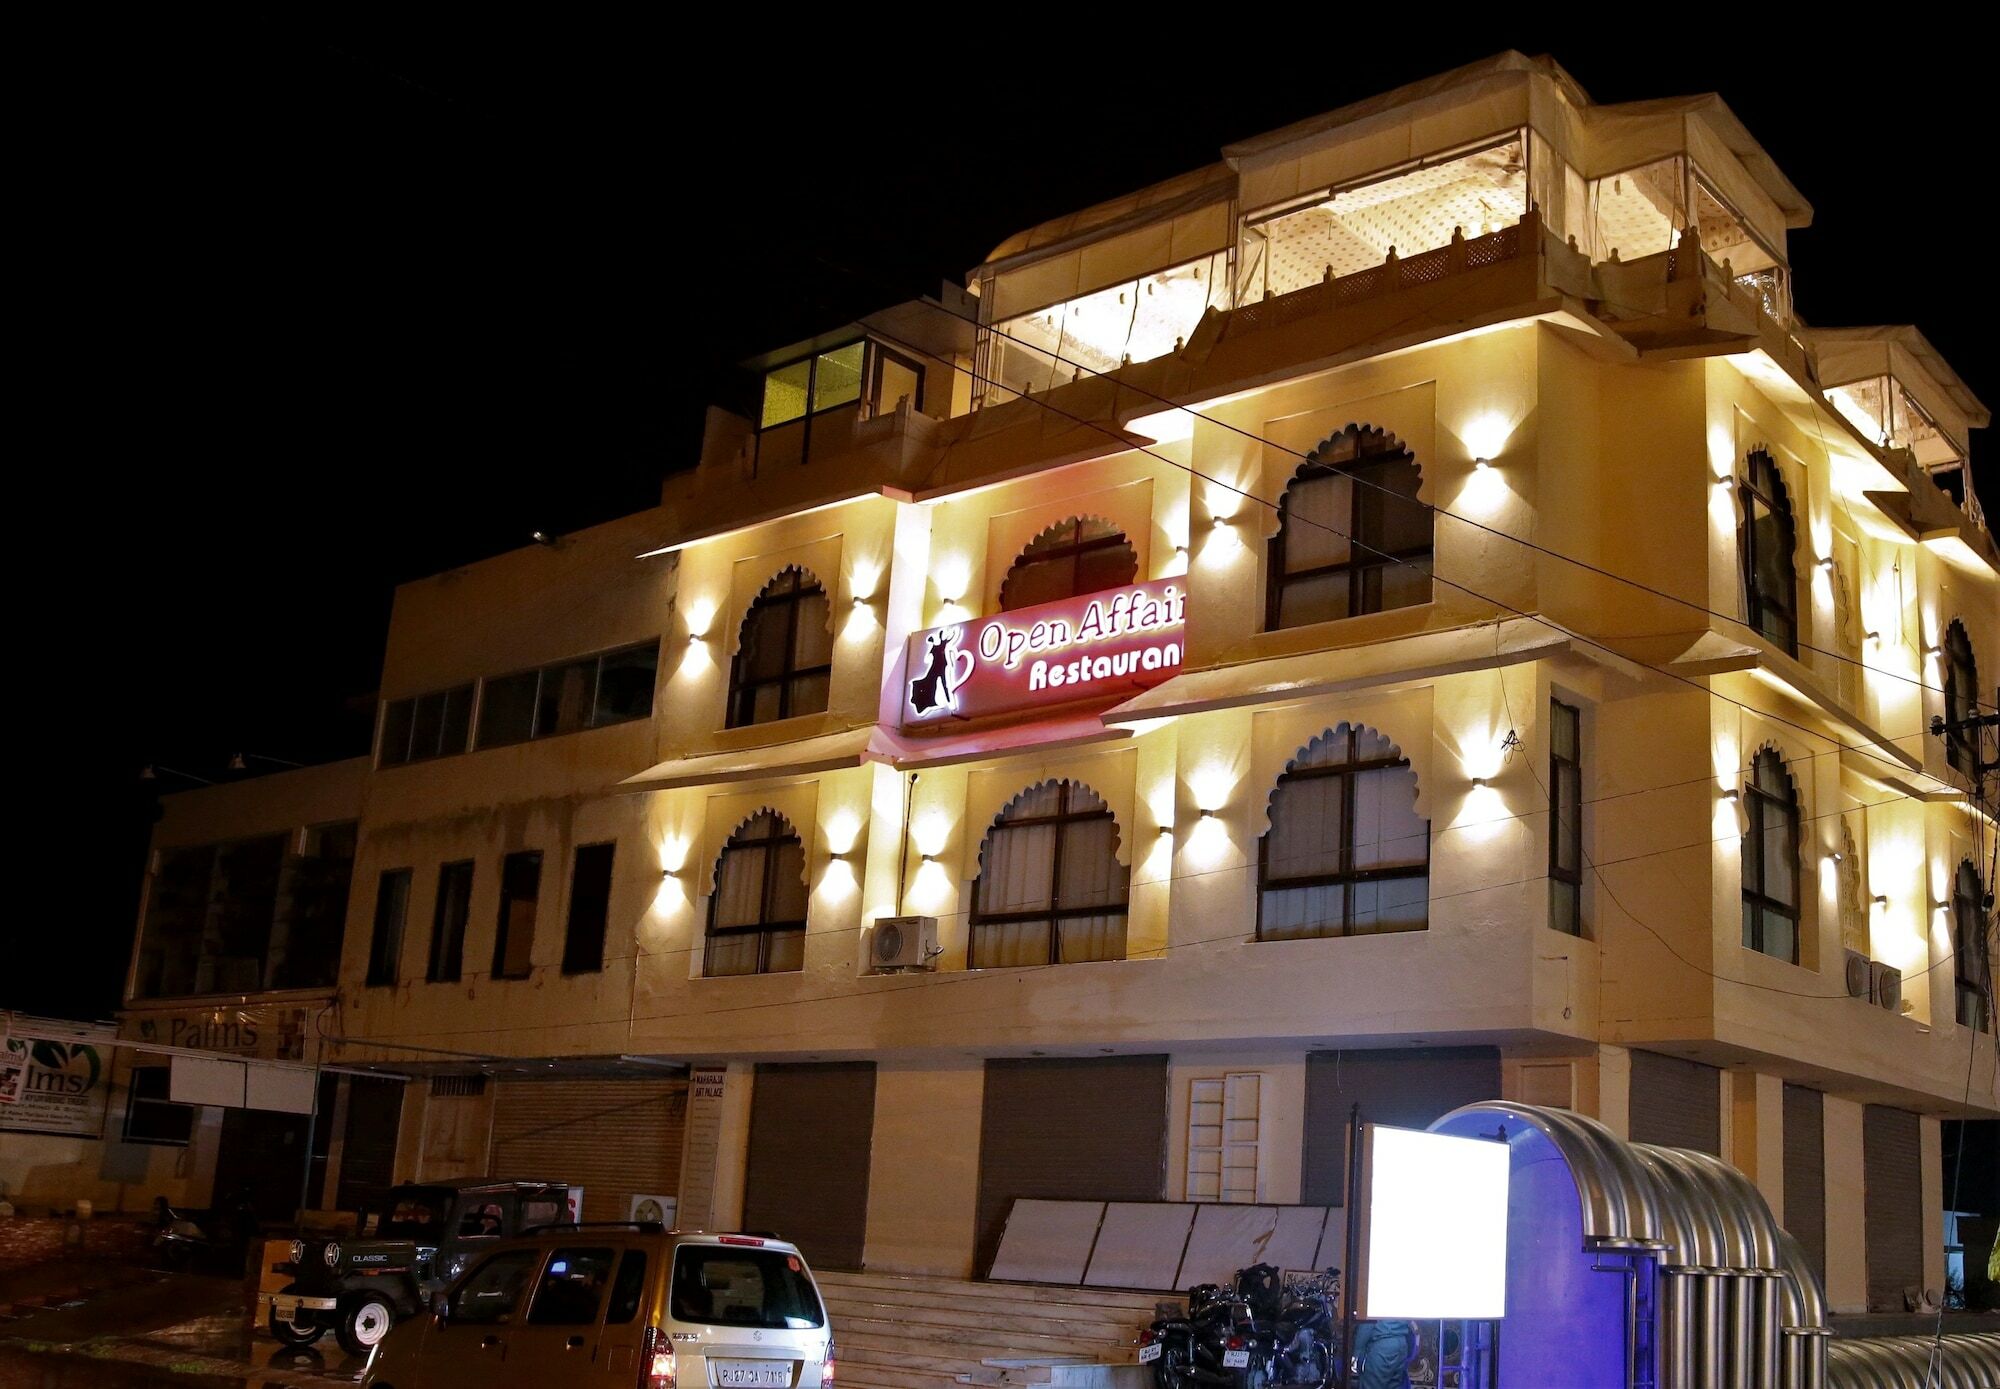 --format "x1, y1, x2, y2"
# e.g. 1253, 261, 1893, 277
0, 1039, 112, 1139
901, 578, 1186, 728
